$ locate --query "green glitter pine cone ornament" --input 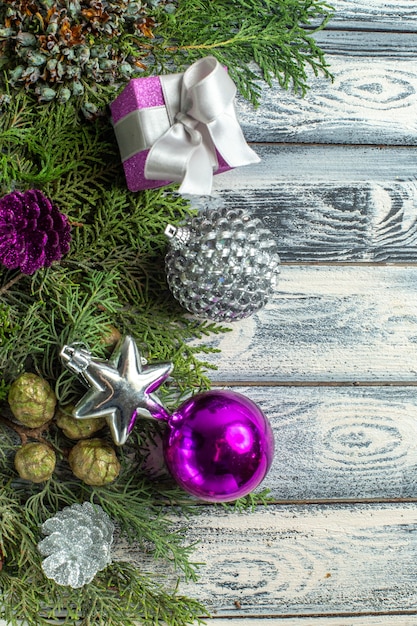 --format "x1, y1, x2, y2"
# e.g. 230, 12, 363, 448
8, 372, 56, 427
68, 438, 121, 486
14, 442, 56, 483
165, 208, 280, 321
56, 404, 107, 439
